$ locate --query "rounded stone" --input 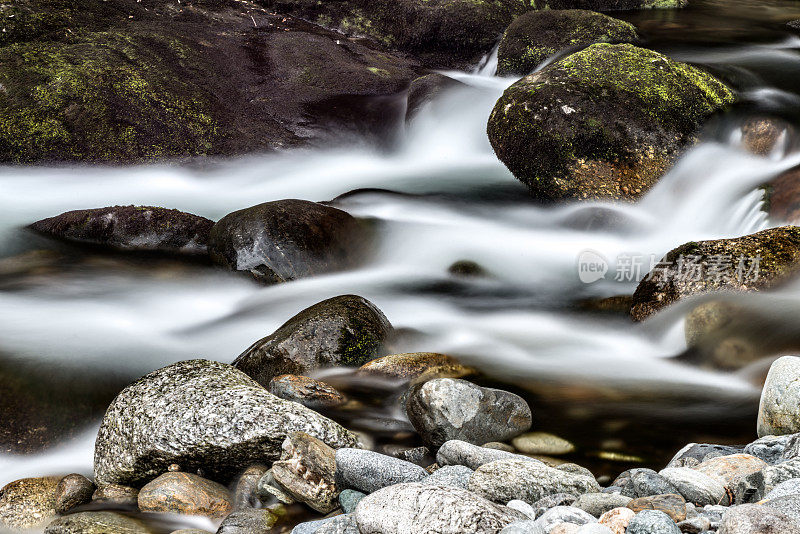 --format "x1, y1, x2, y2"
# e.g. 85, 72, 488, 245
358, 352, 467, 380
574, 492, 632, 517
437, 440, 541, 470
232, 464, 268, 509
598, 507, 635, 534
658, 467, 728, 506
44, 511, 154, 533
0, 476, 60, 530
718, 503, 800, 533
93, 359, 359, 487
91, 484, 138, 506
234, 295, 393, 386
138, 472, 232, 518
626, 510, 681, 534
765, 478, 800, 500
216, 507, 283, 534
335, 448, 428, 494
268, 374, 346, 409
759, 356, 800, 437
405, 378, 532, 448
627, 494, 687, 522
420, 465, 474, 490
512, 432, 576, 456
693, 454, 768, 490
54, 474, 95, 514
339, 489, 366, 514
